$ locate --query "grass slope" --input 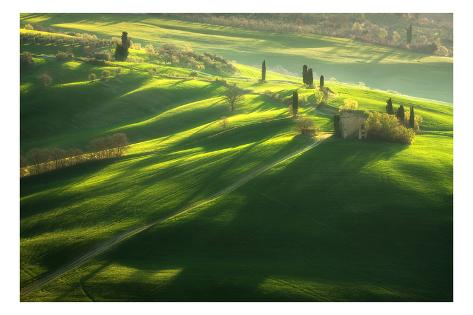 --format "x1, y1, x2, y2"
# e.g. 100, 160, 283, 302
20, 22, 452, 301
20, 13, 452, 102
